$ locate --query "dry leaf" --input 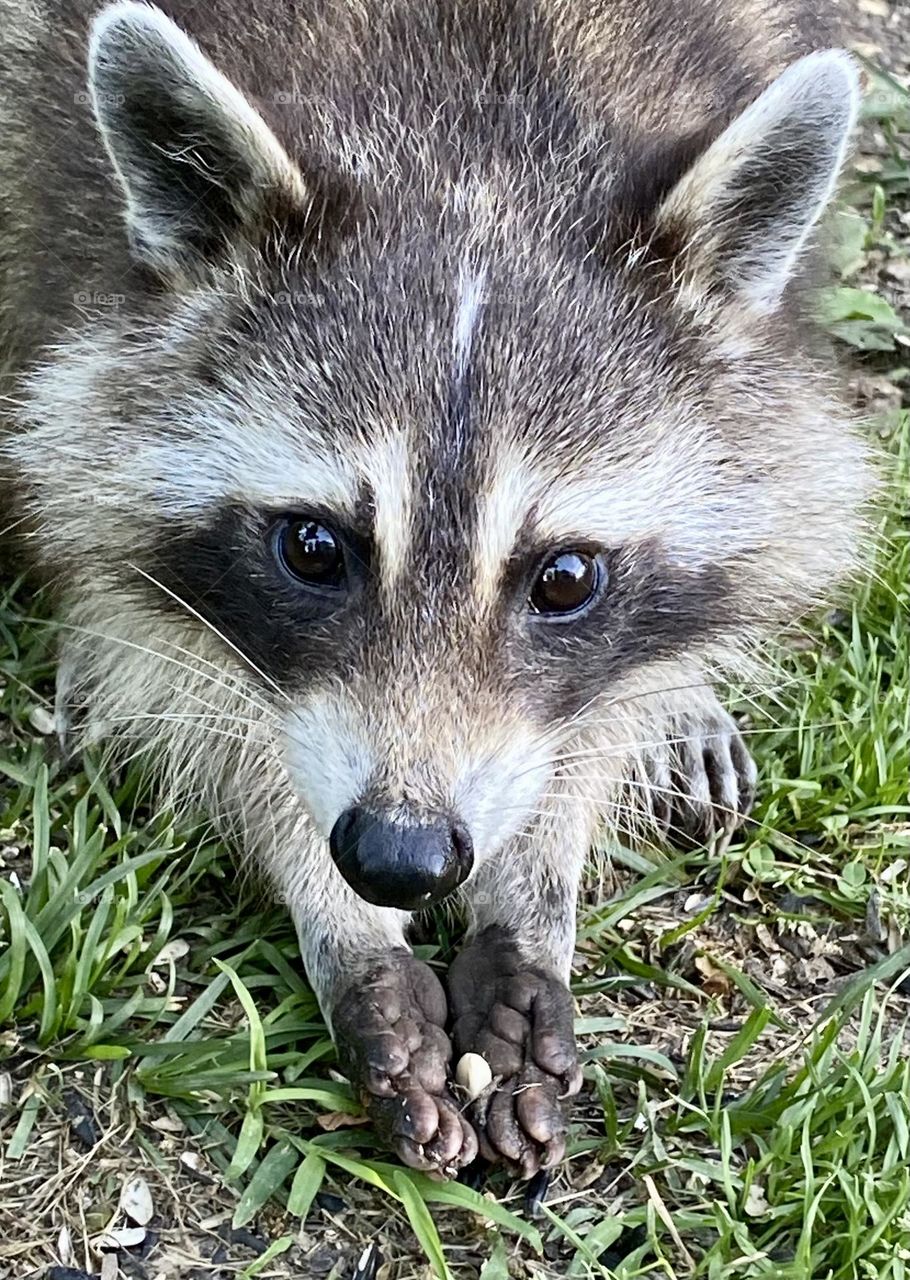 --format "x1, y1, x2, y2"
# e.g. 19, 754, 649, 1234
152, 938, 190, 966
889, 918, 905, 955
795, 956, 836, 987
316, 1110, 370, 1132
755, 924, 776, 953
694, 954, 732, 998
684, 892, 712, 914
94, 1225, 147, 1250
572, 1161, 605, 1191
57, 1224, 73, 1265
150, 1113, 184, 1134
120, 1175, 154, 1225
